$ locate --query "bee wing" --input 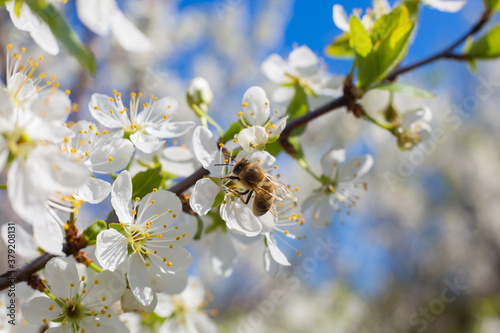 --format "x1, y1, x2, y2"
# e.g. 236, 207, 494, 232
265, 173, 298, 202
